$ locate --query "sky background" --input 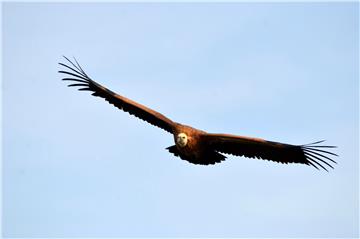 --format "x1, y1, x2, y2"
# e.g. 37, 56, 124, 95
2, 2, 359, 237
